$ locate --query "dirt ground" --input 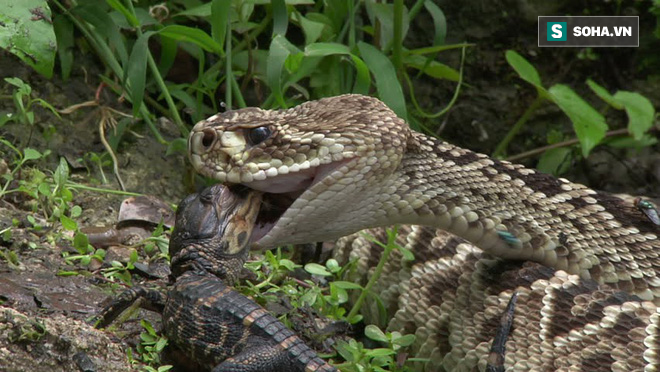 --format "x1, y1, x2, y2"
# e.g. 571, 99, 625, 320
0, 1, 659, 371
